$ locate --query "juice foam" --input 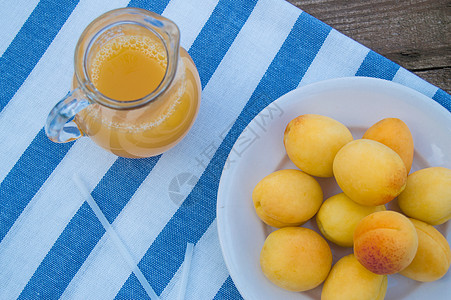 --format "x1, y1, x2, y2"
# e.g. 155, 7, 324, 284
90, 35, 167, 101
